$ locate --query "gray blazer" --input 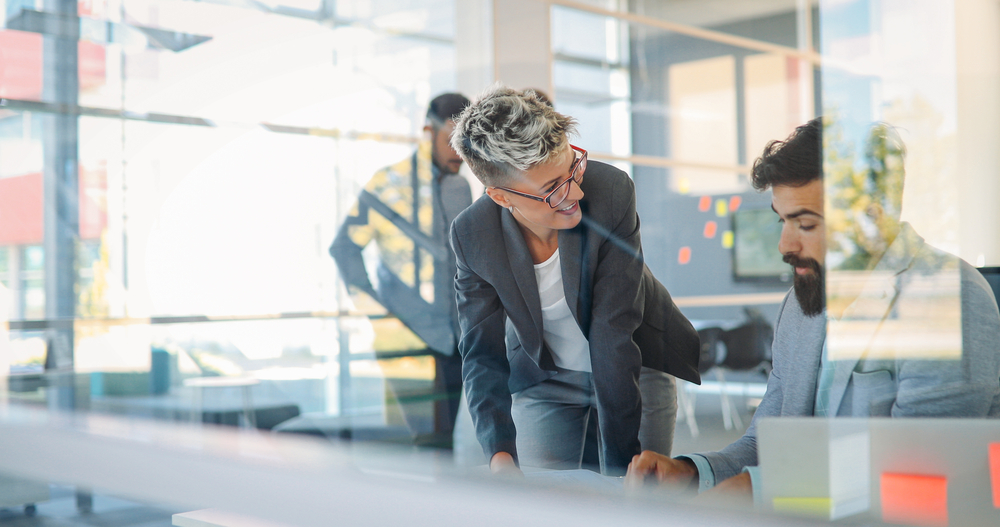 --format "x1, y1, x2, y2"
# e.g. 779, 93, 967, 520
700, 225, 1000, 482
450, 161, 700, 473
